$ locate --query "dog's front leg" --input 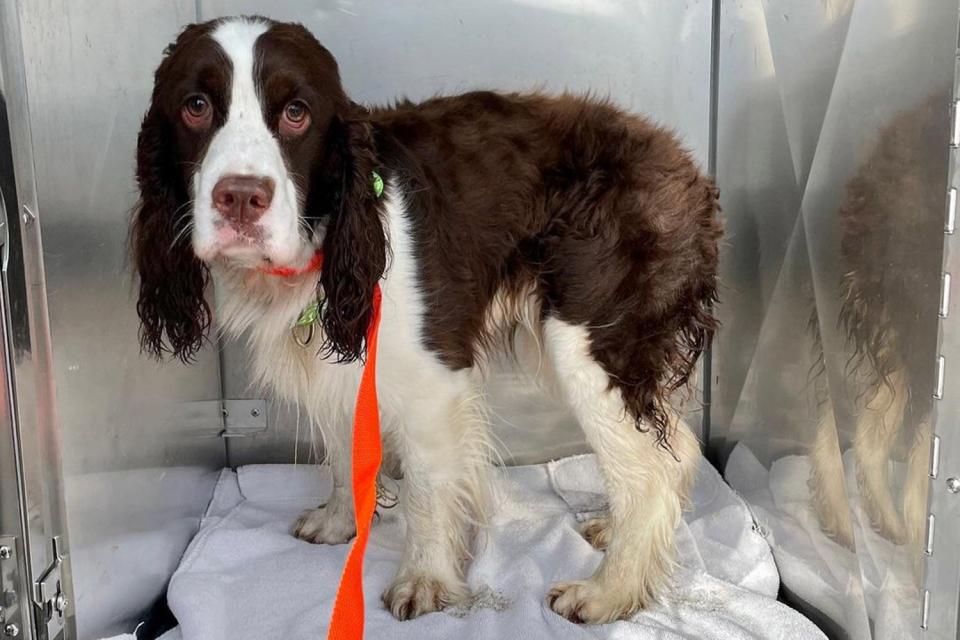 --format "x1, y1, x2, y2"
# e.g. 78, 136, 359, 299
382, 389, 481, 620
294, 415, 357, 544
